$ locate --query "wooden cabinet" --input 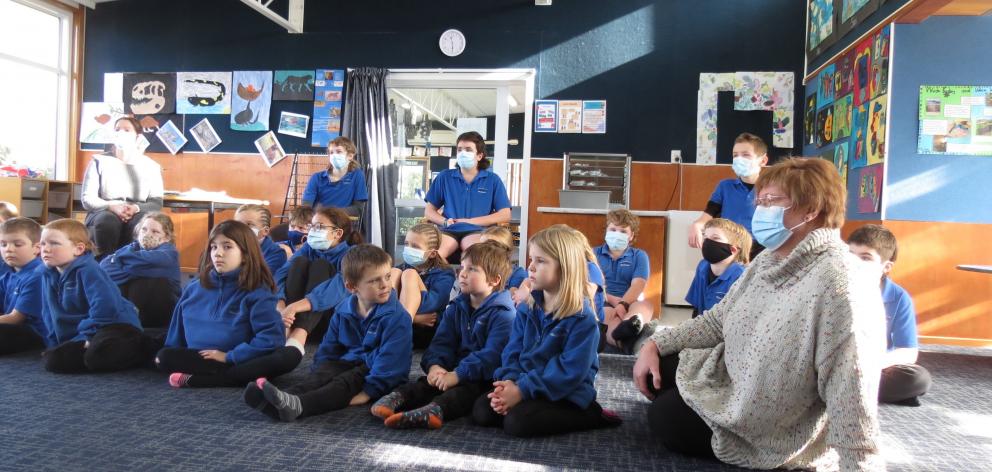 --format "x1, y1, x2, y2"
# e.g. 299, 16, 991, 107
0, 177, 77, 224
